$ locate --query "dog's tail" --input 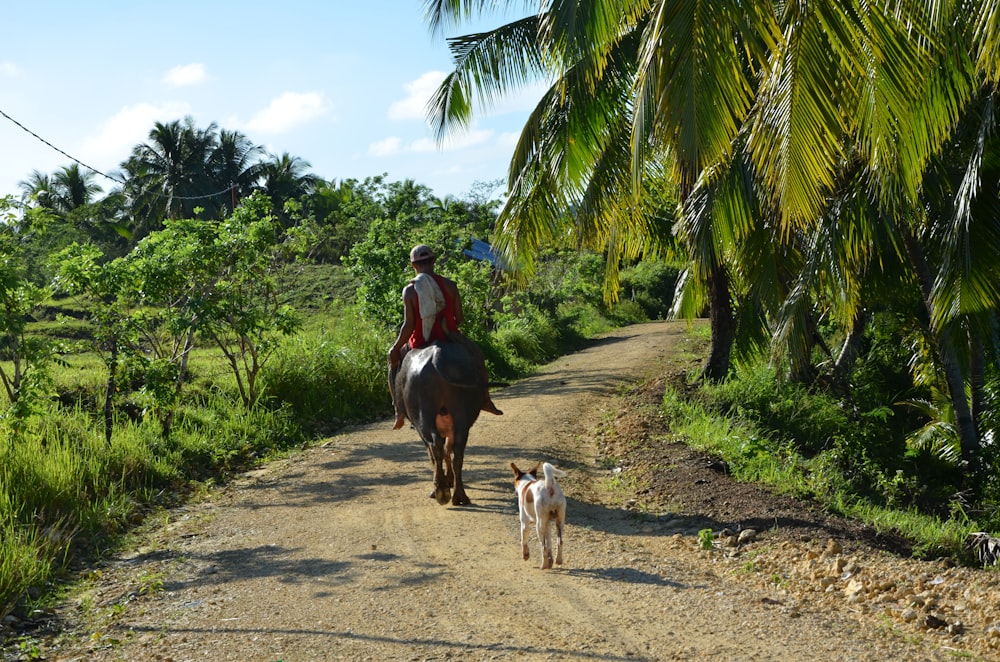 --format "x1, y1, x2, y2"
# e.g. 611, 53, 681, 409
542, 462, 567, 491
